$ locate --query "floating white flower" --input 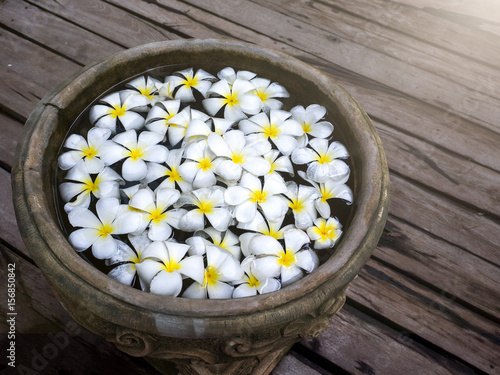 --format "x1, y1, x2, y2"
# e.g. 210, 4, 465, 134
145, 100, 182, 137
183, 245, 244, 299
125, 75, 162, 104
58, 127, 111, 174
224, 173, 288, 223
307, 217, 342, 250
291, 104, 333, 147
105, 232, 151, 287
238, 213, 294, 245
207, 130, 271, 182
291, 138, 350, 183
100, 130, 168, 181
247, 229, 319, 286
144, 149, 192, 193
176, 187, 231, 232
250, 77, 289, 112
129, 187, 186, 241
263, 149, 294, 179
232, 256, 281, 298
89, 91, 149, 132
68, 197, 141, 259
59, 161, 122, 213
217, 67, 256, 86
284, 181, 321, 230
203, 78, 262, 121
166, 68, 215, 102
239, 109, 303, 155
135, 241, 205, 296
186, 227, 241, 259
178, 140, 218, 189
163, 106, 210, 146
